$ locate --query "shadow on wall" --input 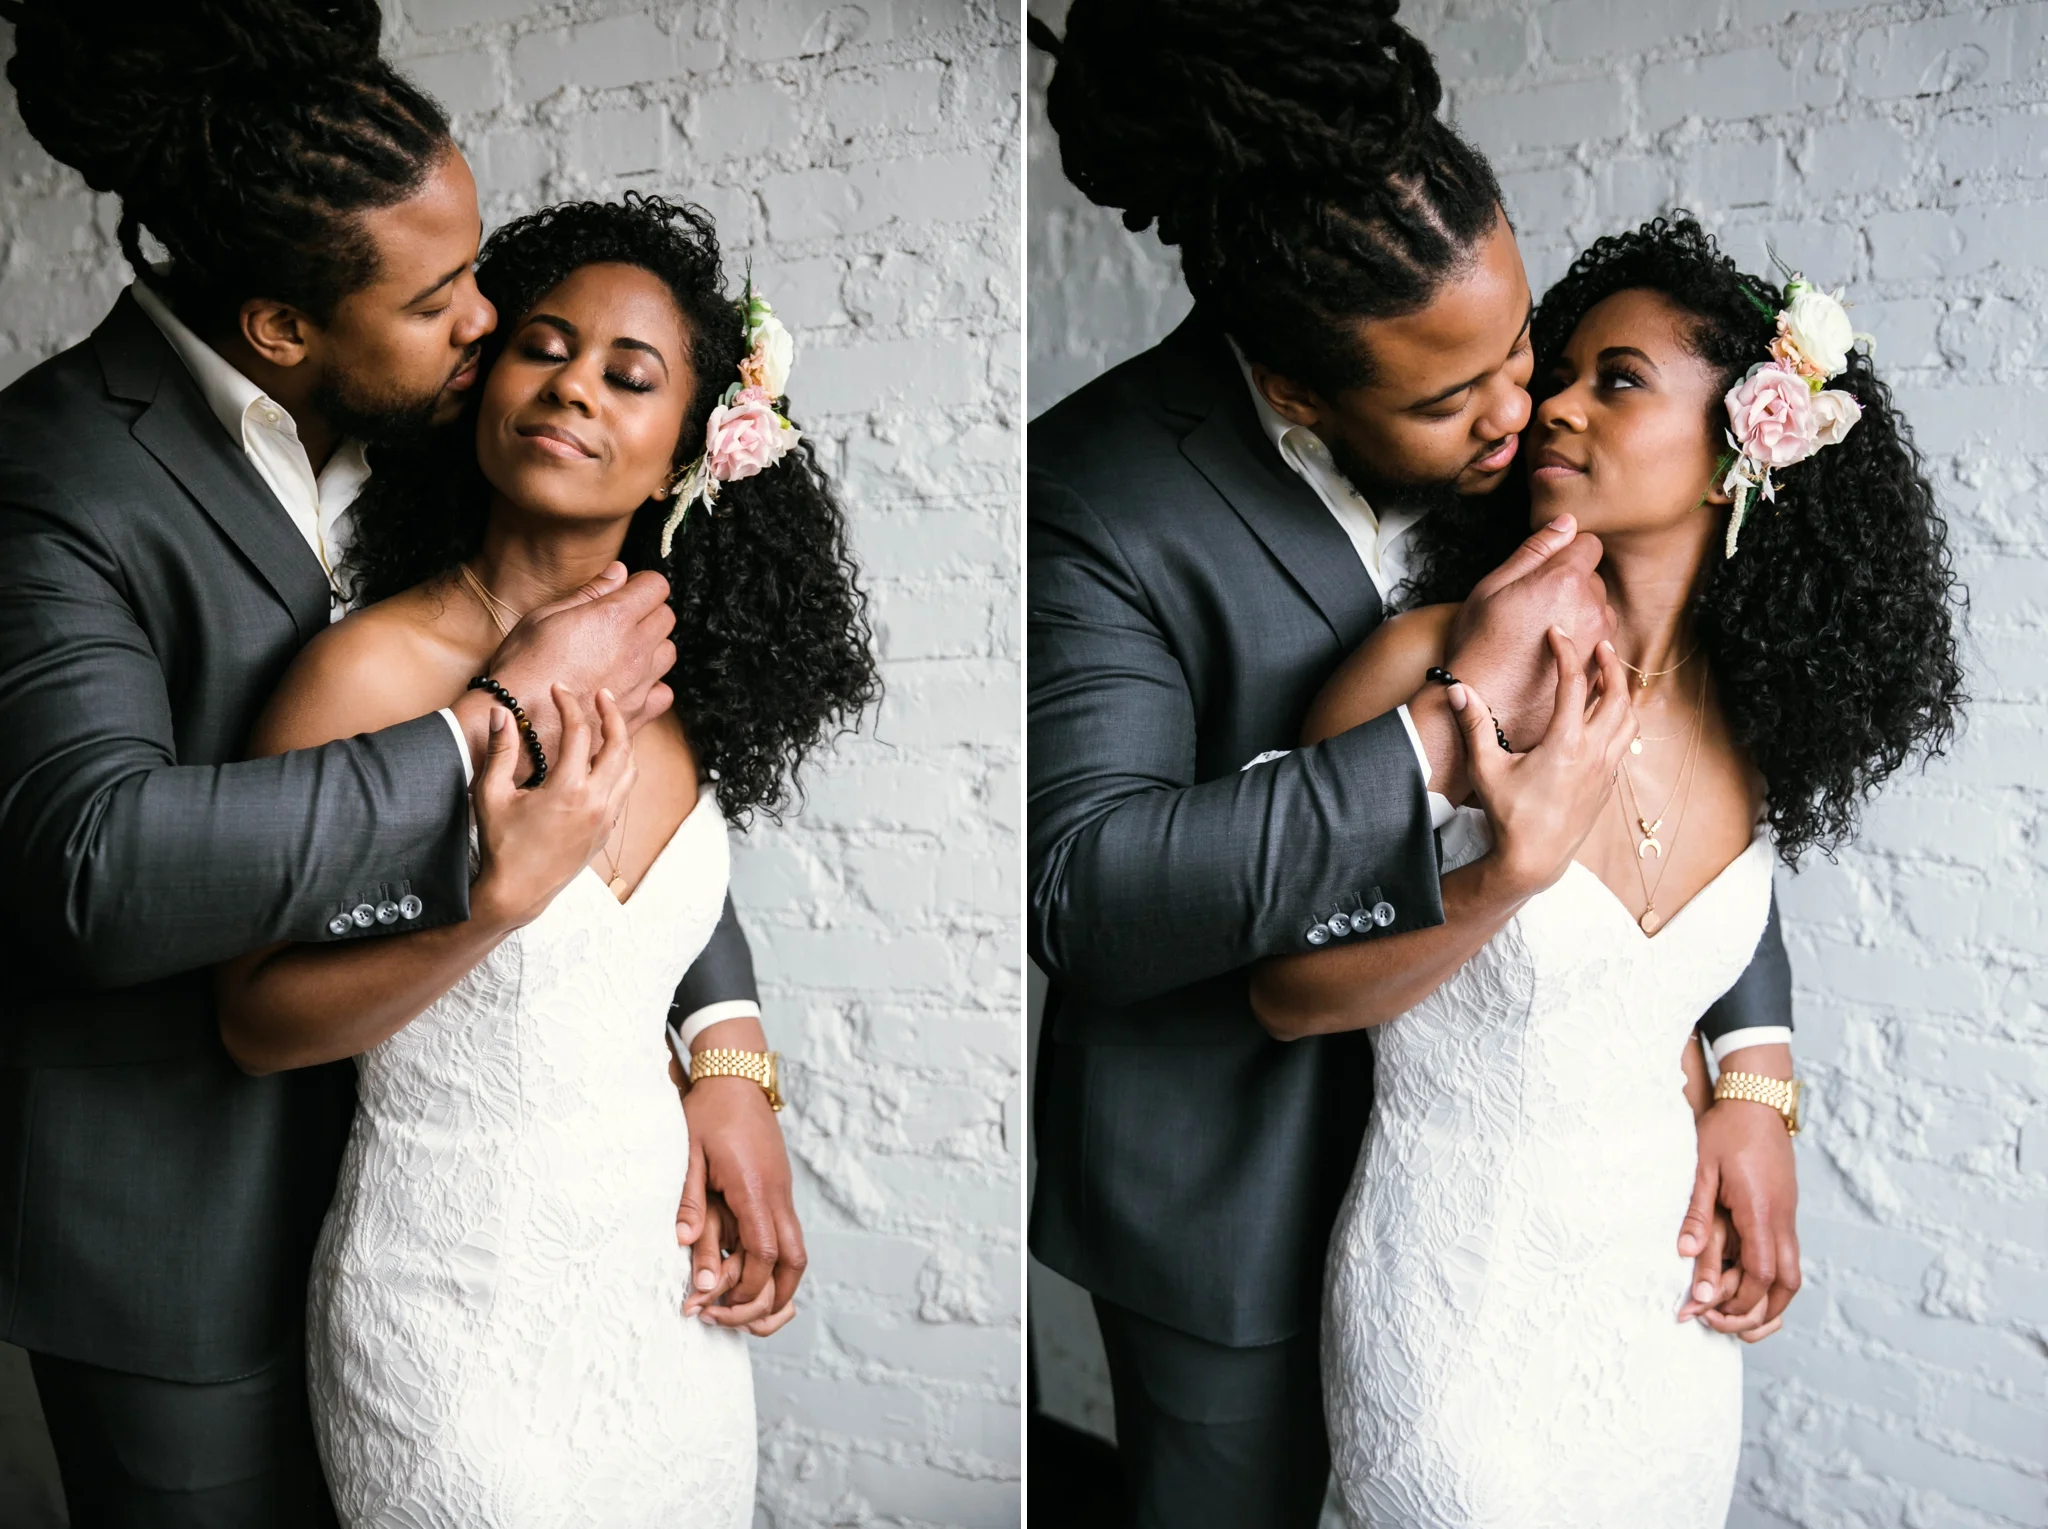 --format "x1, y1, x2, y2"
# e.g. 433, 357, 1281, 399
0, 1344, 63, 1526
